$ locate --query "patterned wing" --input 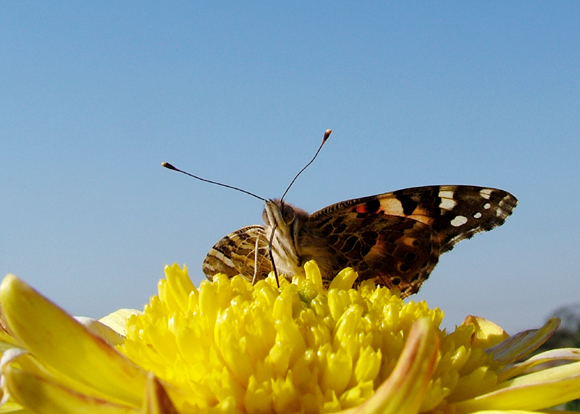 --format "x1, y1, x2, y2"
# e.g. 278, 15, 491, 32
308, 186, 517, 297
202, 225, 273, 283
388, 186, 517, 253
